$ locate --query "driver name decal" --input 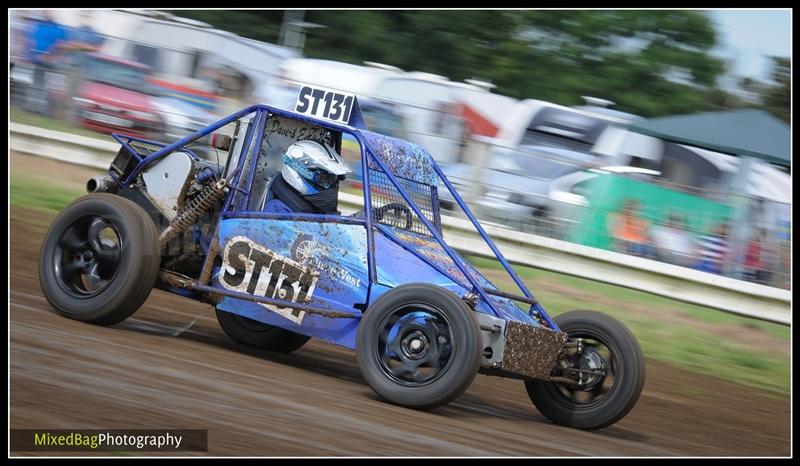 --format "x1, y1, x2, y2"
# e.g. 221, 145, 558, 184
220, 236, 319, 324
